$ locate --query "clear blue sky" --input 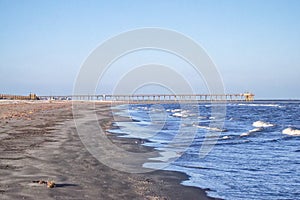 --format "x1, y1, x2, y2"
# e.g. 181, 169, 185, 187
1, 0, 299, 99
